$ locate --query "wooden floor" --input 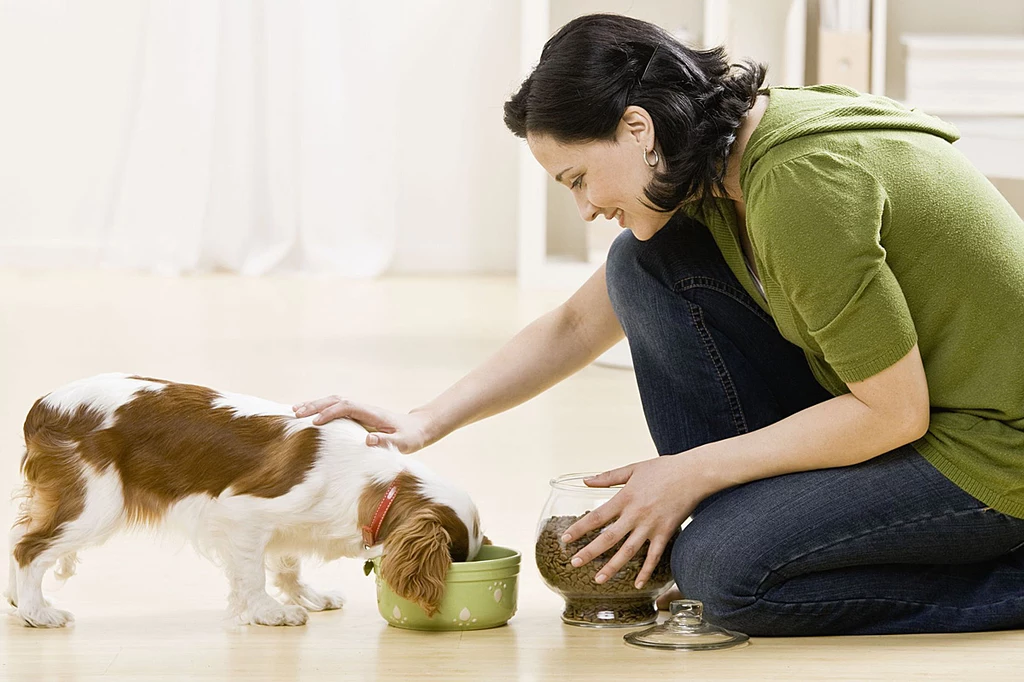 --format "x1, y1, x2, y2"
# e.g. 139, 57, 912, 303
2, 270, 1022, 681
